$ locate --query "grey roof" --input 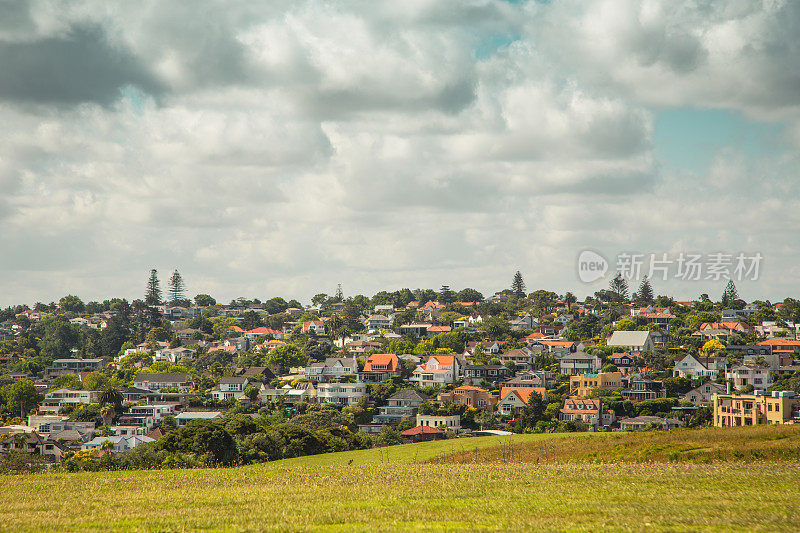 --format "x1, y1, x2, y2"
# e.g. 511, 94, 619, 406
134, 372, 190, 382
389, 389, 429, 401
607, 331, 652, 346
175, 411, 223, 420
